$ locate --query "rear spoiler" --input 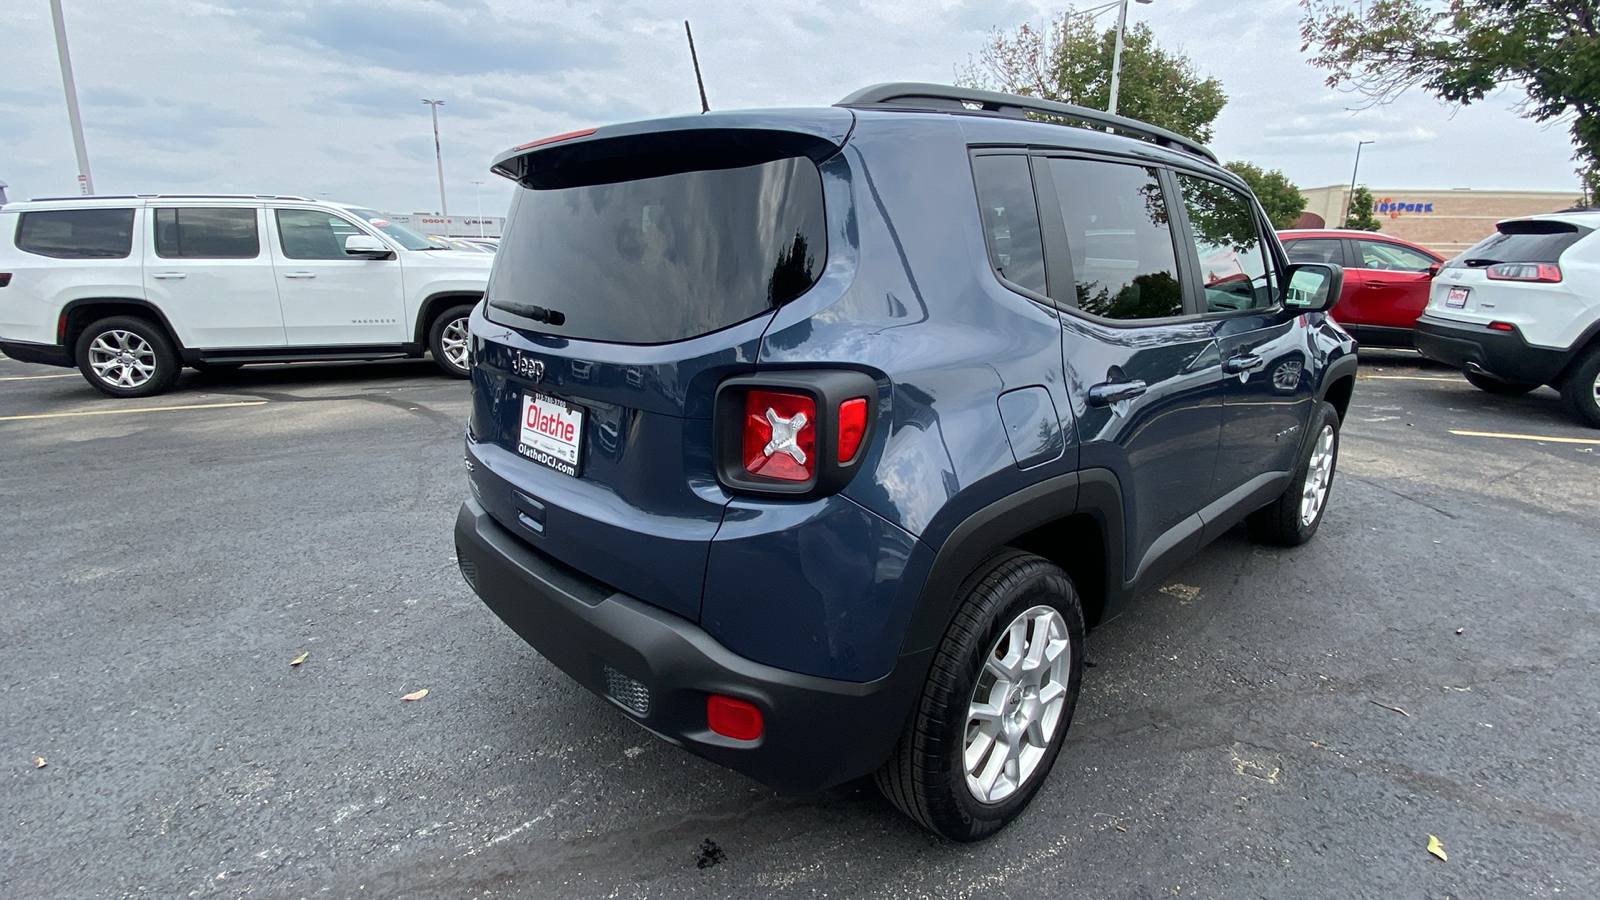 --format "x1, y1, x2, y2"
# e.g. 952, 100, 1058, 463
490, 109, 855, 190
